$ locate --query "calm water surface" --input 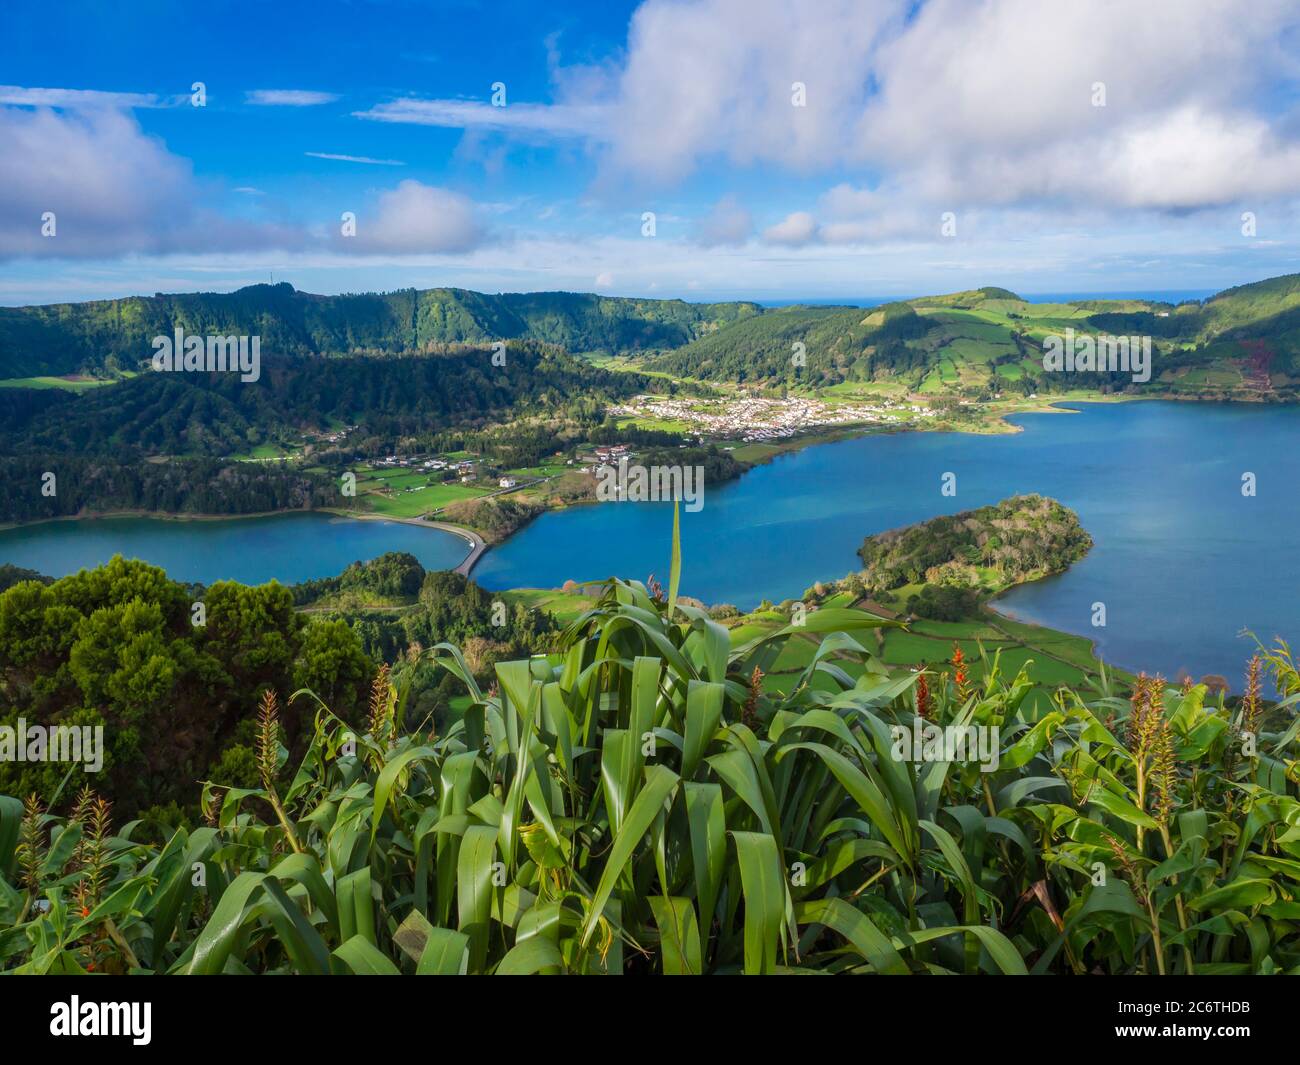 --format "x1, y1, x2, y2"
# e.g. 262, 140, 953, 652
0, 512, 470, 585
475, 401, 1300, 682
2, 402, 1296, 681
